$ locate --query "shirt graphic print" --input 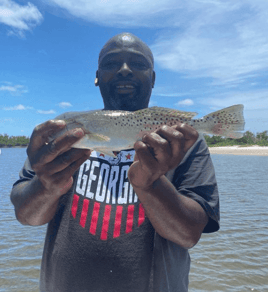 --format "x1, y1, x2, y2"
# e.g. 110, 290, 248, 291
70, 150, 146, 240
